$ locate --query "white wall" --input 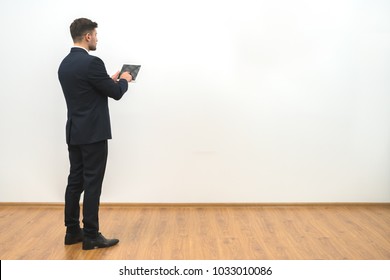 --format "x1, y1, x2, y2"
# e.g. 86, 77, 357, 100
0, 0, 390, 203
